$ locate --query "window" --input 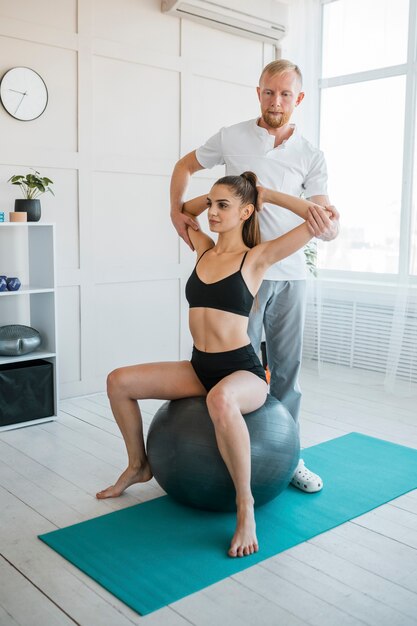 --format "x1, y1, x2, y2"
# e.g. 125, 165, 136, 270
318, 0, 415, 279
322, 0, 409, 77
412, 111, 417, 276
